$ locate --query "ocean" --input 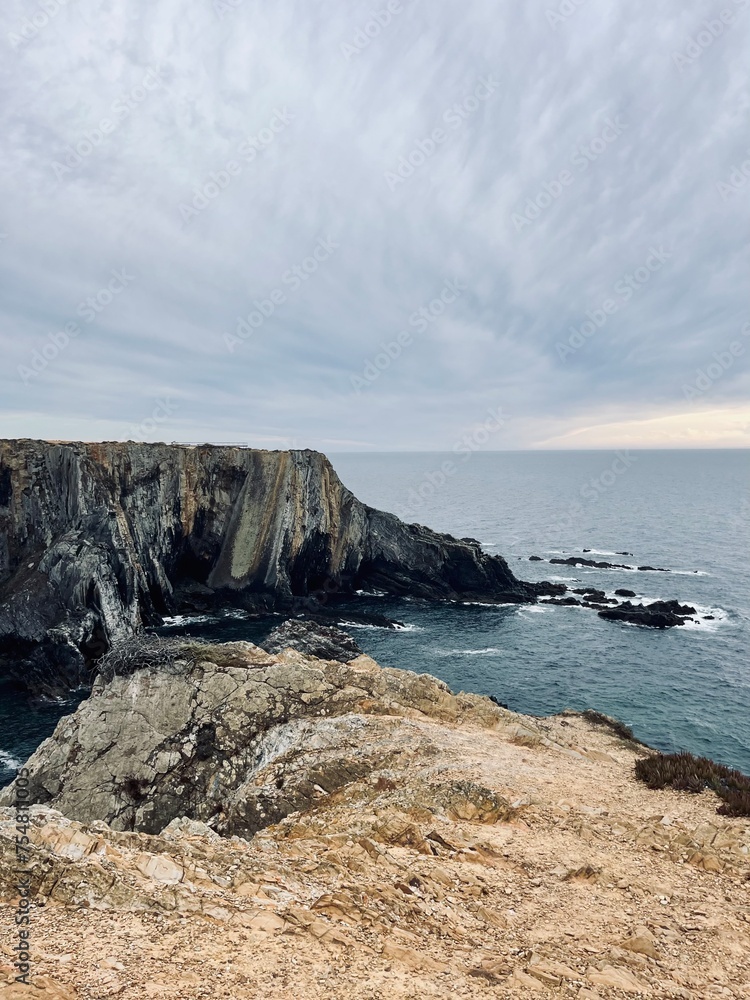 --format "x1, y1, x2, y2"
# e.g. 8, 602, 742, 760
1, 449, 748, 786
